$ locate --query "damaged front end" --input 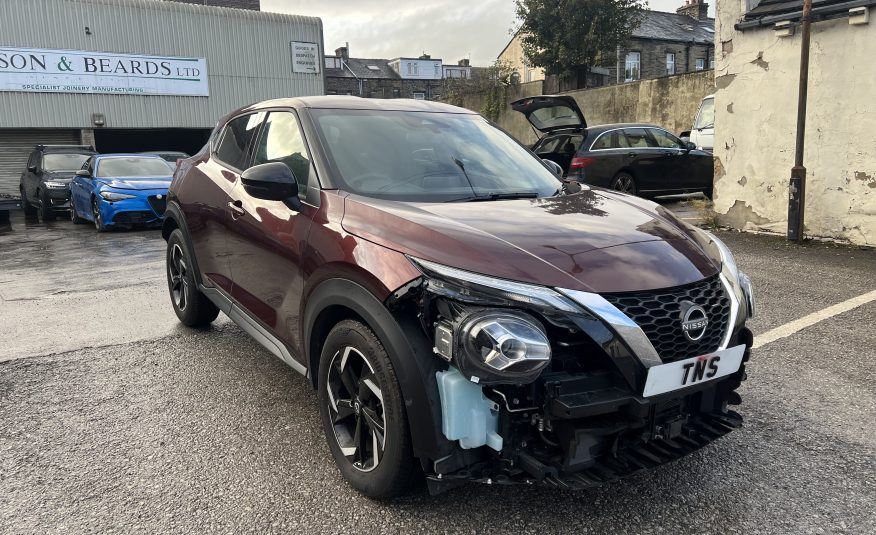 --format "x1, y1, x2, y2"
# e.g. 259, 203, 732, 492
392, 254, 753, 494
